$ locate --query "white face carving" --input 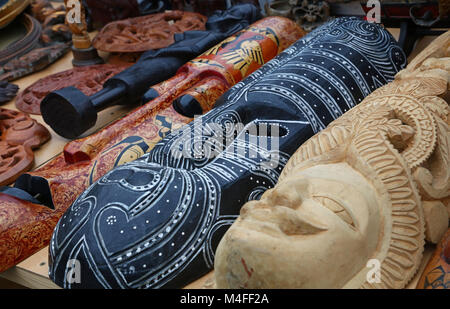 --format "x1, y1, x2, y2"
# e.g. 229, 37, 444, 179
214, 163, 381, 288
